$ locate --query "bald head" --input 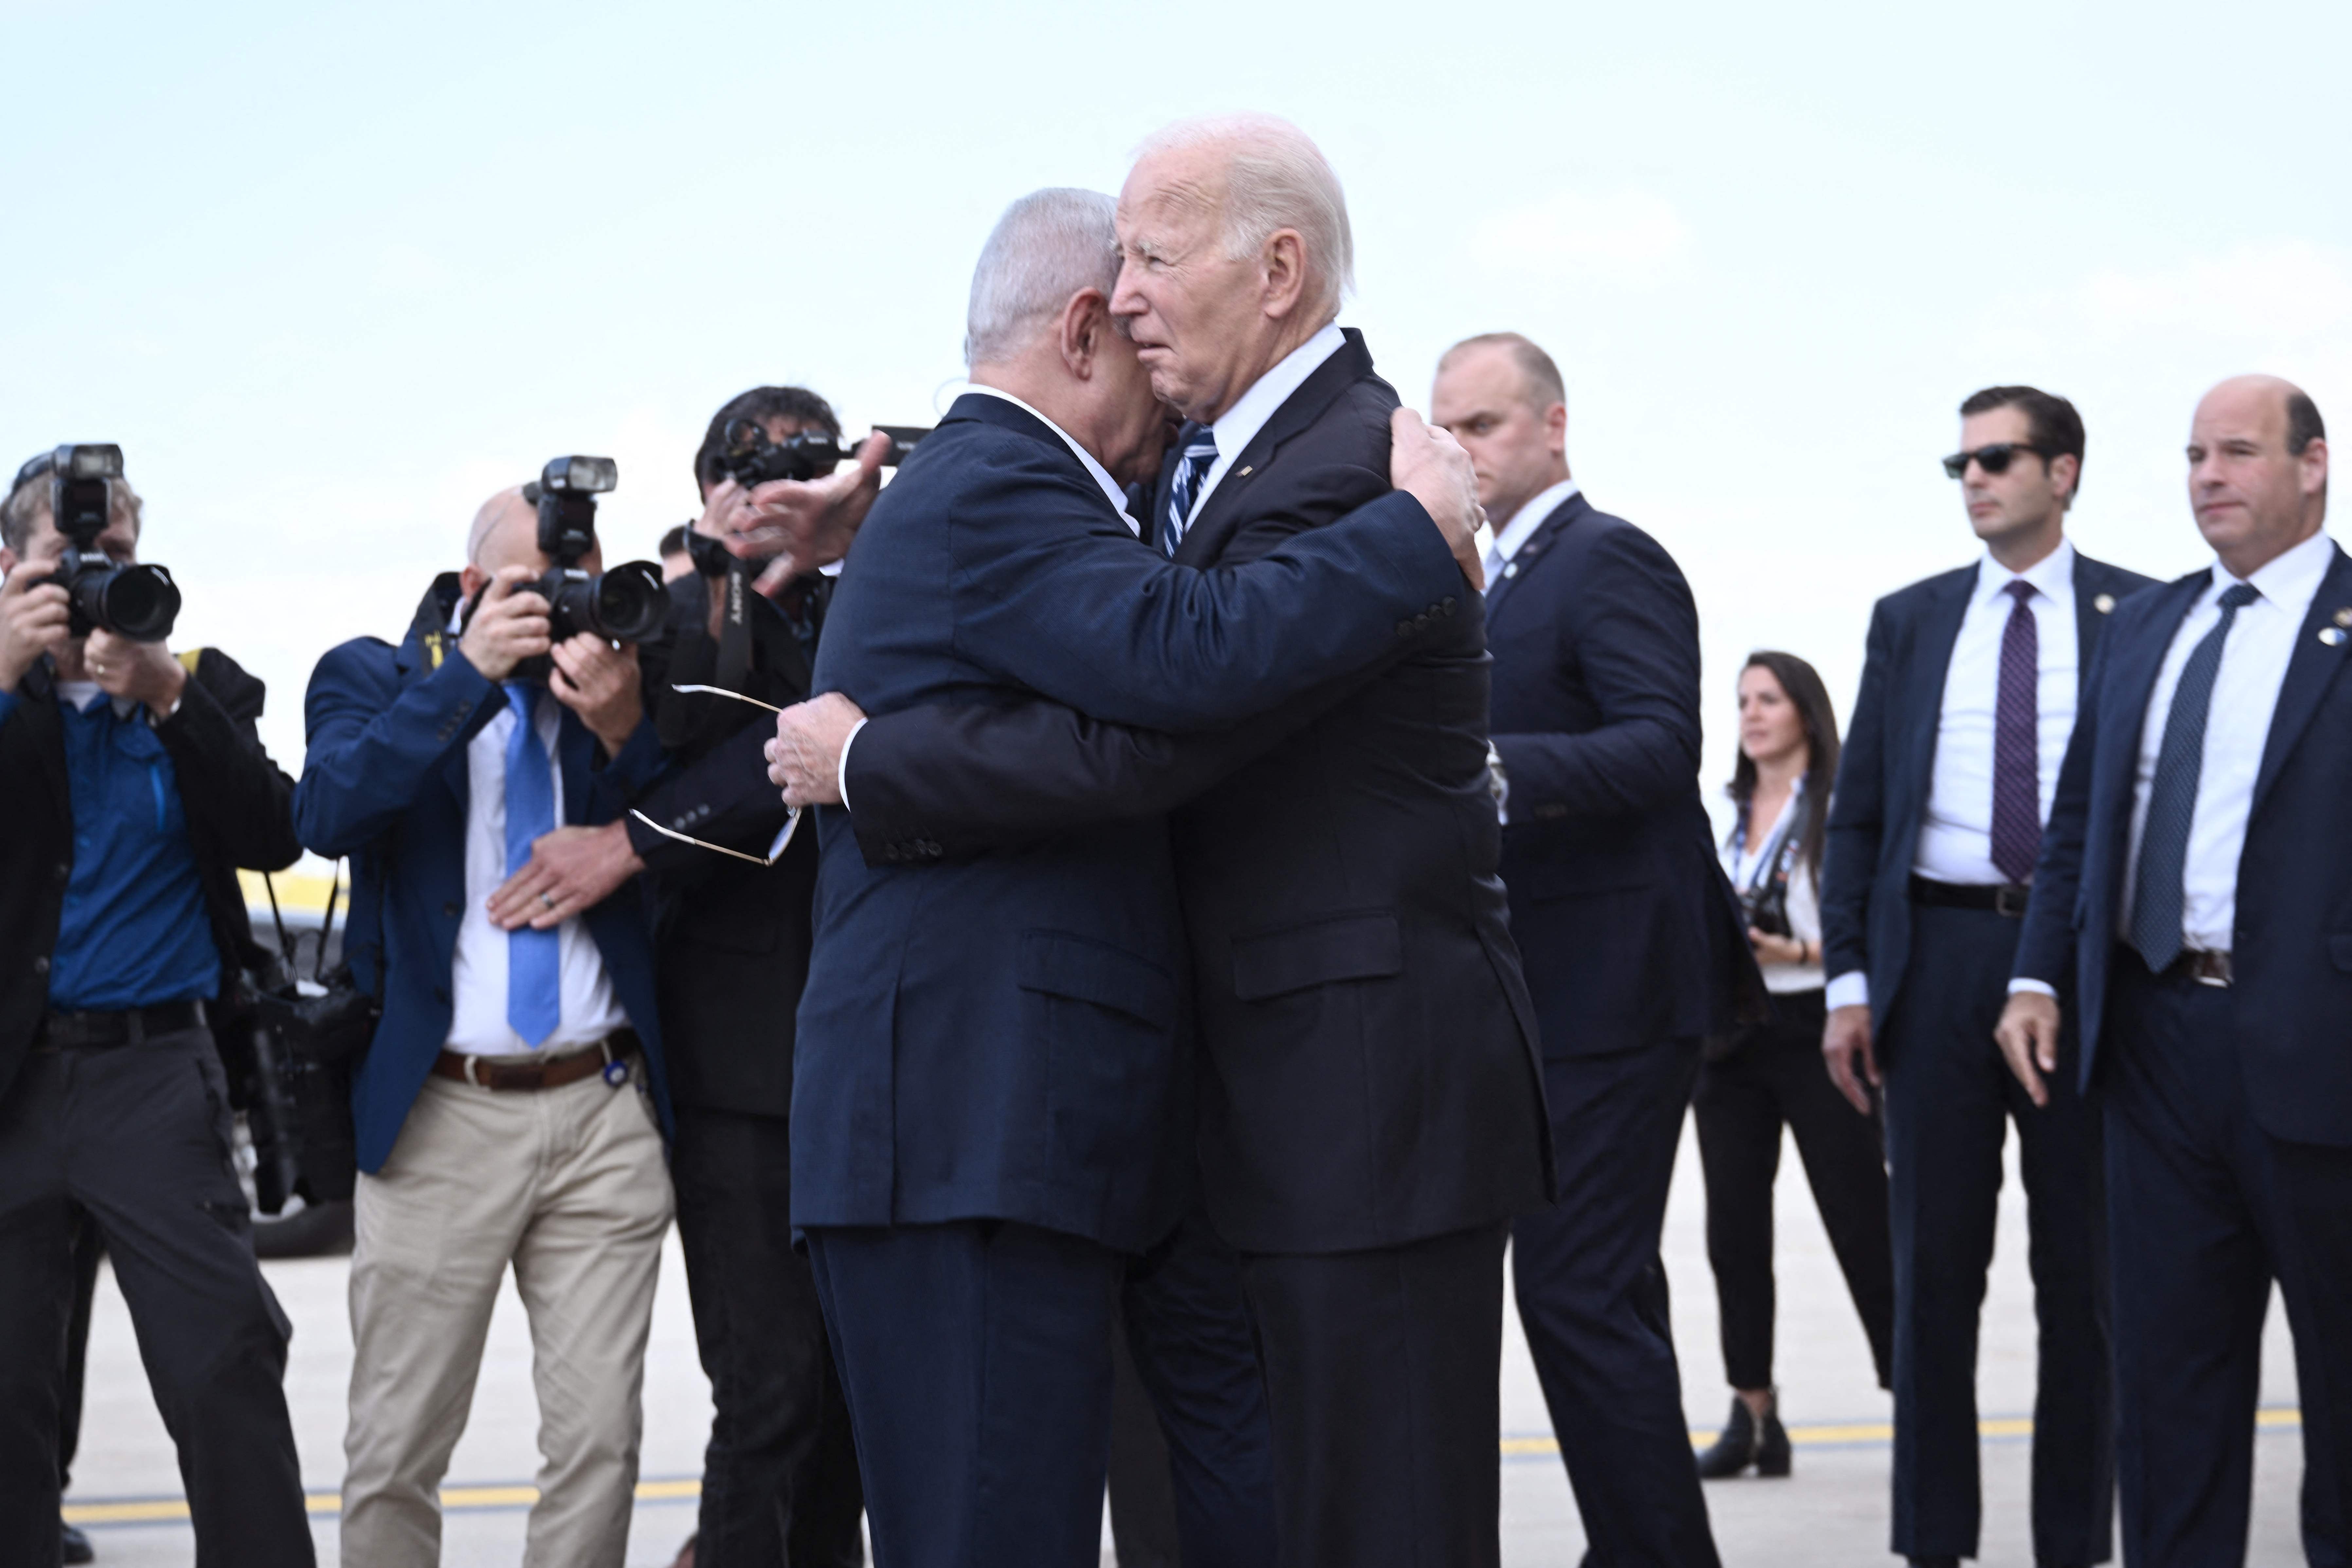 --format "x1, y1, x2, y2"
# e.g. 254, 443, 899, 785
467, 488, 537, 572
2187, 374, 2328, 578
